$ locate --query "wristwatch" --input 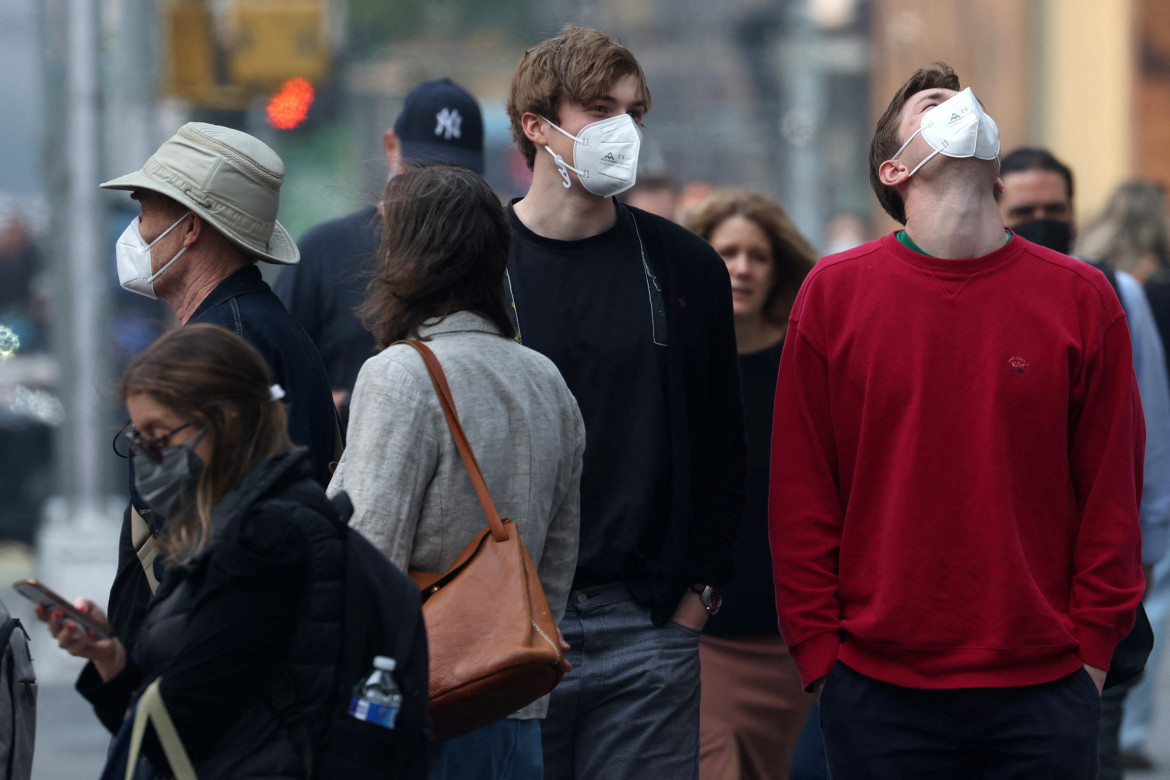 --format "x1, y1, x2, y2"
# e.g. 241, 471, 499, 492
689, 583, 723, 616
